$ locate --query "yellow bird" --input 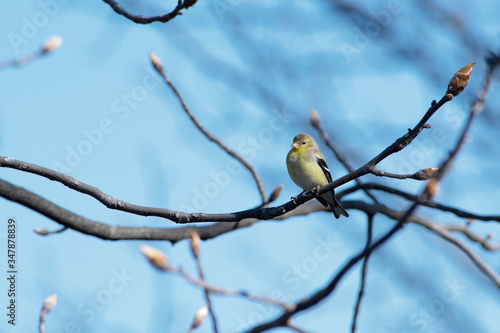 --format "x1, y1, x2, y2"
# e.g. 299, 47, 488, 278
286, 133, 349, 219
